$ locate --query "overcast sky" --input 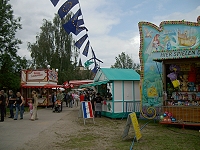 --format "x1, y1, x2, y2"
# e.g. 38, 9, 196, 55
10, 0, 200, 68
